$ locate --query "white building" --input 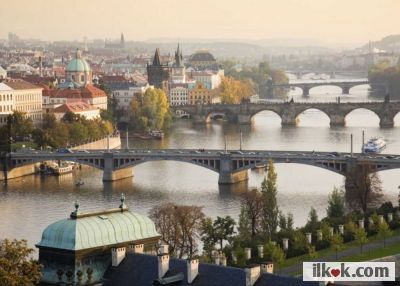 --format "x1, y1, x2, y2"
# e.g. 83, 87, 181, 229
0, 66, 7, 79
0, 79, 42, 126
112, 84, 152, 111
190, 70, 222, 90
